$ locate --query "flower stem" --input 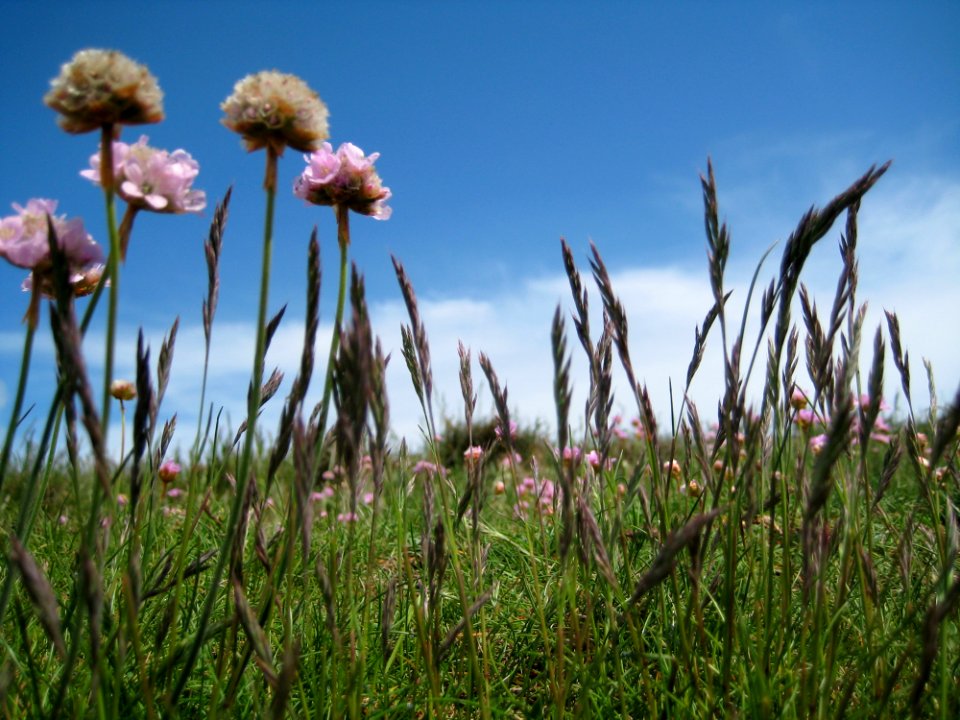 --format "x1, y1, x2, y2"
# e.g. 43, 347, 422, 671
315, 204, 350, 450
172, 145, 278, 704
100, 124, 120, 440
0, 307, 37, 494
